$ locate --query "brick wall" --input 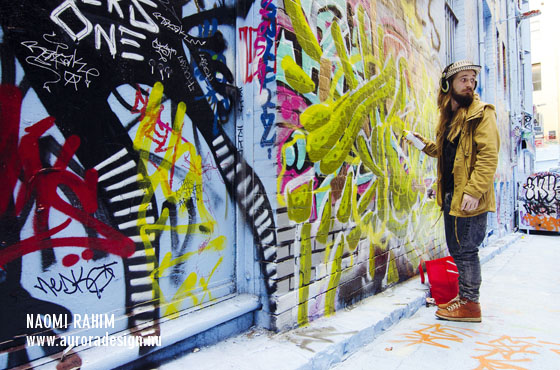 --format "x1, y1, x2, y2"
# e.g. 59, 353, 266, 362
271, 0, 449, 330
